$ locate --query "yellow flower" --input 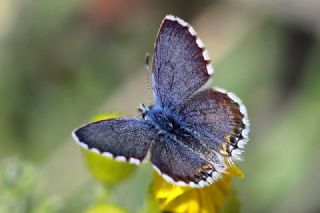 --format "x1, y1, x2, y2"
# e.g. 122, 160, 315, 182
151, 164, 244, 213
82, 113, 137, 186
